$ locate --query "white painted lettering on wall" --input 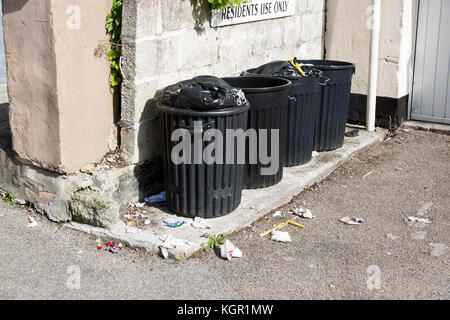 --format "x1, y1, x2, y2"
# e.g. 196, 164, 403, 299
211, 0, 296, 27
